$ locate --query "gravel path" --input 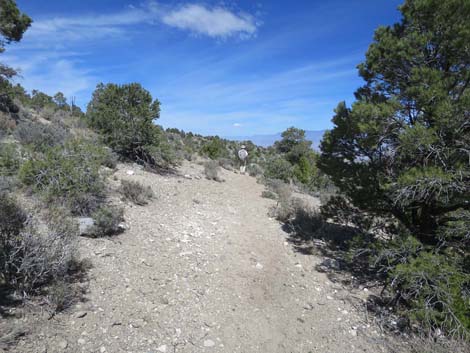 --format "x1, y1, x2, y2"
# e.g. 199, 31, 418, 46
7, 161, 389, 353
